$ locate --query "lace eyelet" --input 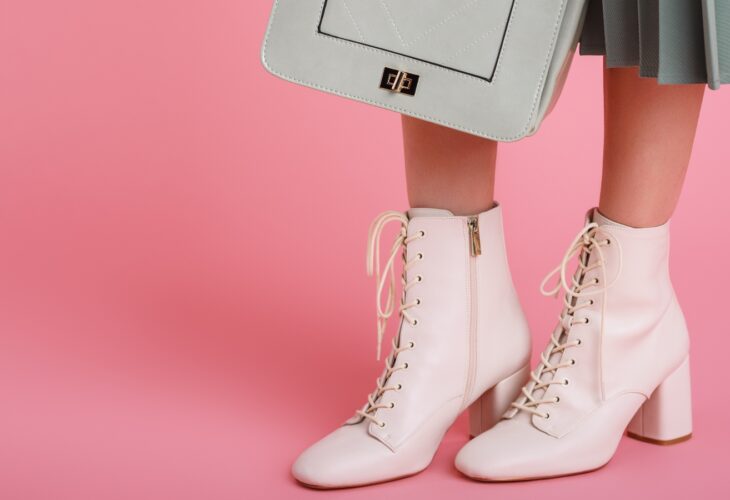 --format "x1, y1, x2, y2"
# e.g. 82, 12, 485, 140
583, 318, 590, 324
563, 378, 570, 386
594, 278, 600, 285
543, 412, 551, 419
419, 230, 426, 238
417, 253, 424, 260
570, 359, 577, 366
554, 396, 560, 403
379, 421, 386, 428
409, 341, 415, 348
589, 299, 595, 305
416, 298, 422, 305
396, 384, 403, 391
403, 363, 409, 369
605, 239, 612, 246
411, 319, 419, 327
389, 402, 395, 409
416, 275, 423, 283
576, 339, 583, 346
